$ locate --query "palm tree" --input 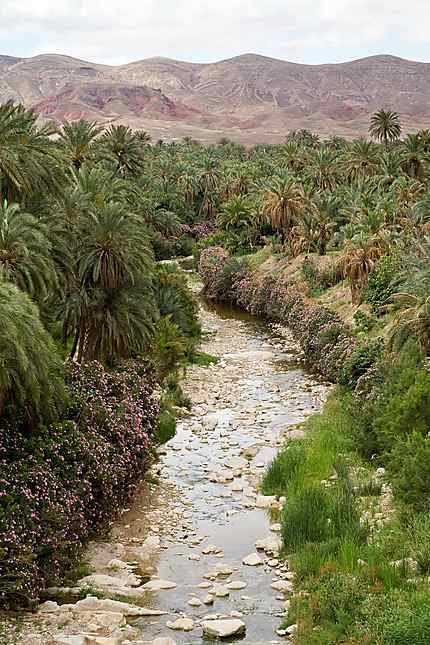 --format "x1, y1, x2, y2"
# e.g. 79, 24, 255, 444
0, 200, 56, 298
99, 124, 145, 177
389, 292, 430, 353
369, 109, 402, 147
306, 148, 340, 192
78, 202, 153, 290
0, 280, 66, 424
79, 284, 157, 363
64, 201, 157, 363
0, 101, 63, 203
388, 240, 430, 353
340, 236, 388, 303
59, 119, 104, 169
198, 155, 220, 217
343, 139, 380, 183
260, 174, 305, 241
310, 193, 338, 255
217, 195, 253, 232
400, 133, 427, 179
